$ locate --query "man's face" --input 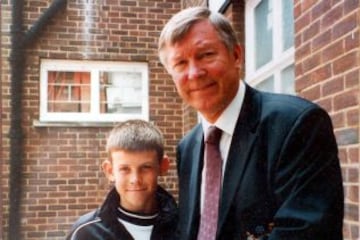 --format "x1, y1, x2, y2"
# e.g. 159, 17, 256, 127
103, 150, 160, 213
163, 20, 242, 123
